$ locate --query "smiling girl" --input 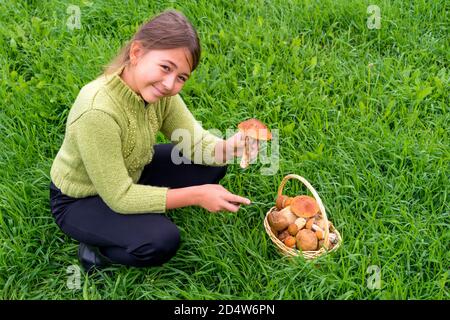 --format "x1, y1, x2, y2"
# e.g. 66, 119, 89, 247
49, 10, 258, 272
